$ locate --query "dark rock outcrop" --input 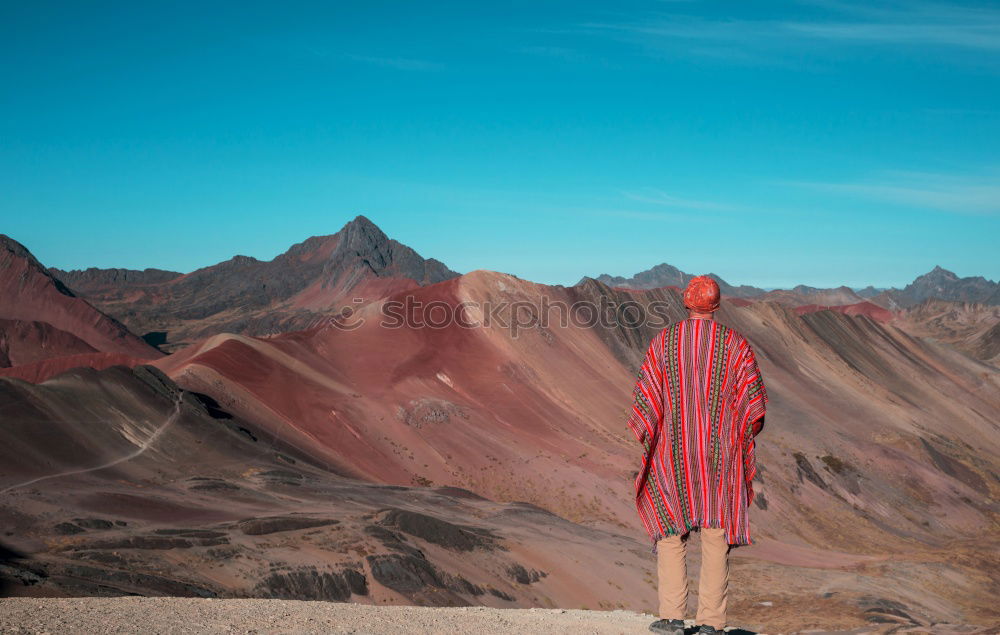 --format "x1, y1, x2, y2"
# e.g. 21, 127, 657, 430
237, 516, 340, 536
505, 563, 547, 584
53, 522, 85, 535
365, 553, 443, 594
792, 452, 828, 491
60, 564, 217, 597
374, 508, 502, 552
255, 566, 368, 601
